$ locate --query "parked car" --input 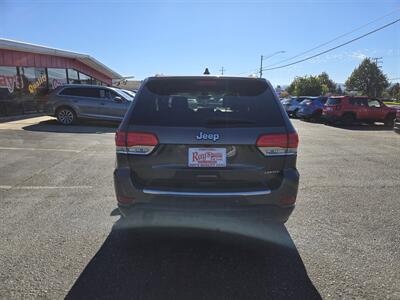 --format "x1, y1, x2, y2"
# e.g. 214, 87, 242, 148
297, 96, 328, 121
46, 84, 134, 124
322, 96, 397, 126
281, 96, 309, 117
114, 76, 299, 224
121, 89, 136, 98
394, 108, 400, 133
